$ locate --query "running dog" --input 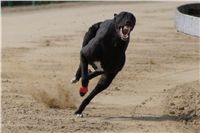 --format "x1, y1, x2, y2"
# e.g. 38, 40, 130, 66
71, 11, 136, 117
